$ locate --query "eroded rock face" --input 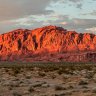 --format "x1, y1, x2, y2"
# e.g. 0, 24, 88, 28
0, 25, 96, 62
